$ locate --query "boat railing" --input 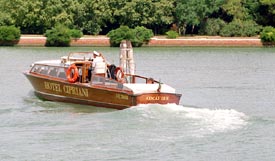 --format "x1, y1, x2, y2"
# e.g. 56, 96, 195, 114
125, 74, 159, 84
